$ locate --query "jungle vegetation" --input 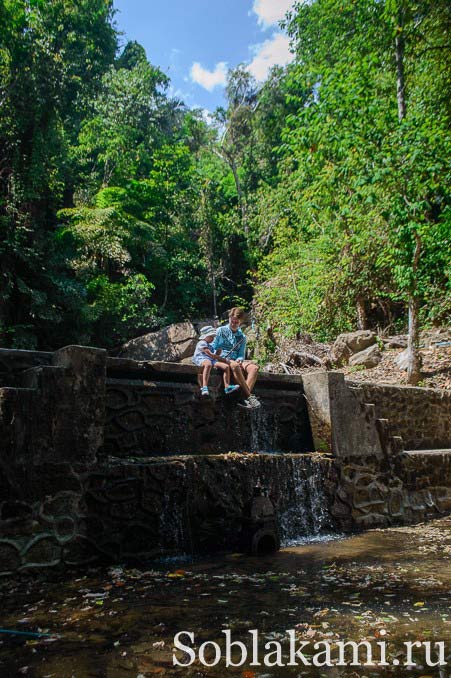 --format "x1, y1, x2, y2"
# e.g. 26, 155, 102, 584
1, 0, 450, 383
